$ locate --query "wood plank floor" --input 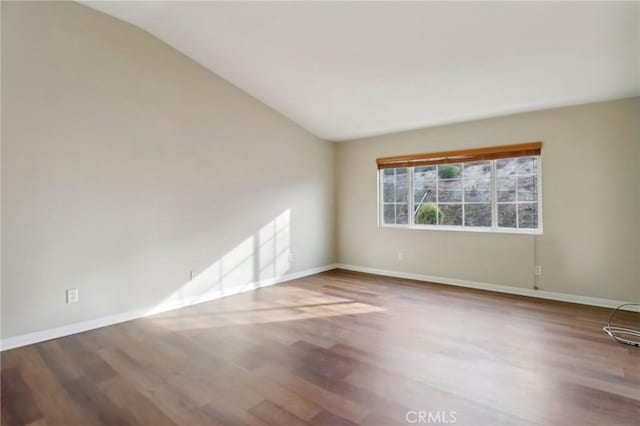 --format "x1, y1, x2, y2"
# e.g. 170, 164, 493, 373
2, 269, 639, 425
